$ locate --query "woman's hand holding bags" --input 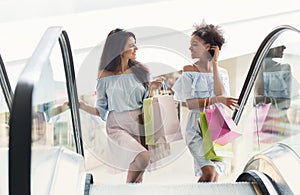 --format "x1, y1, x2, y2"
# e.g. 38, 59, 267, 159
205, 103, 241, 145
143, 95, 182, 145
